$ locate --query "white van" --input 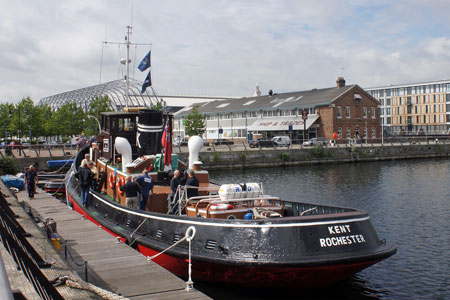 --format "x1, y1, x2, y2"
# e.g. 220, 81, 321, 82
272, 136, 290, 147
